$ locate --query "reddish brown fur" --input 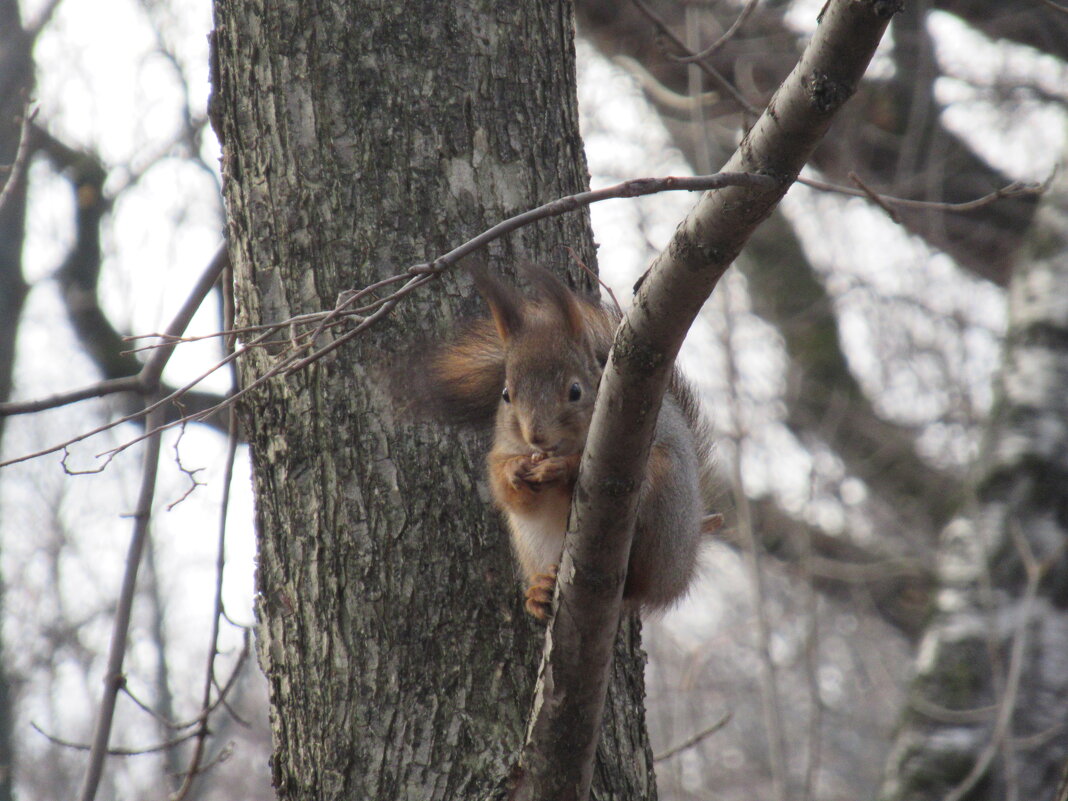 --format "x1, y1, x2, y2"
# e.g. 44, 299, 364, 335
524, 565, 558, 620
399, 267, 715, 621
487, 452, 580, 515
